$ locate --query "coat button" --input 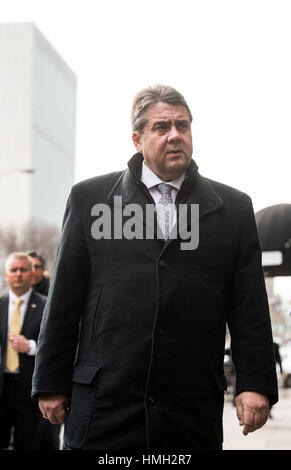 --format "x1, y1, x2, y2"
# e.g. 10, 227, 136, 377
148, 396, 155, 405
158, 260, 167, 268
